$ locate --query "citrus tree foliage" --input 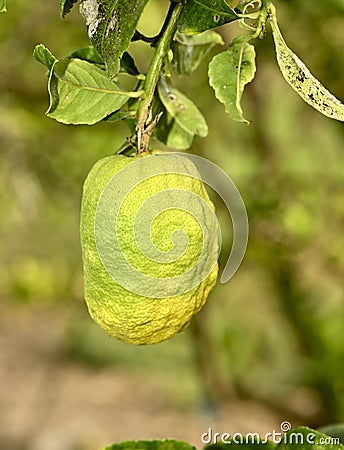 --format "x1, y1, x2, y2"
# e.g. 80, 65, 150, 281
34, 0, 344, 153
